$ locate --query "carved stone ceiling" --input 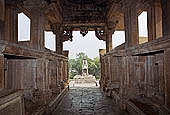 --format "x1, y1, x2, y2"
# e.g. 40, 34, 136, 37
62, 0, 106, 24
